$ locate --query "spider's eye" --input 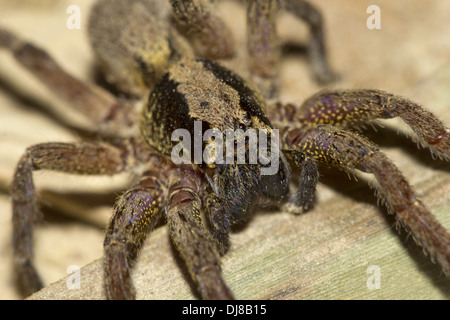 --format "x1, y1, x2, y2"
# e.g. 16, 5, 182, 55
238, 123, 246, 130
237, 112, 251, 131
